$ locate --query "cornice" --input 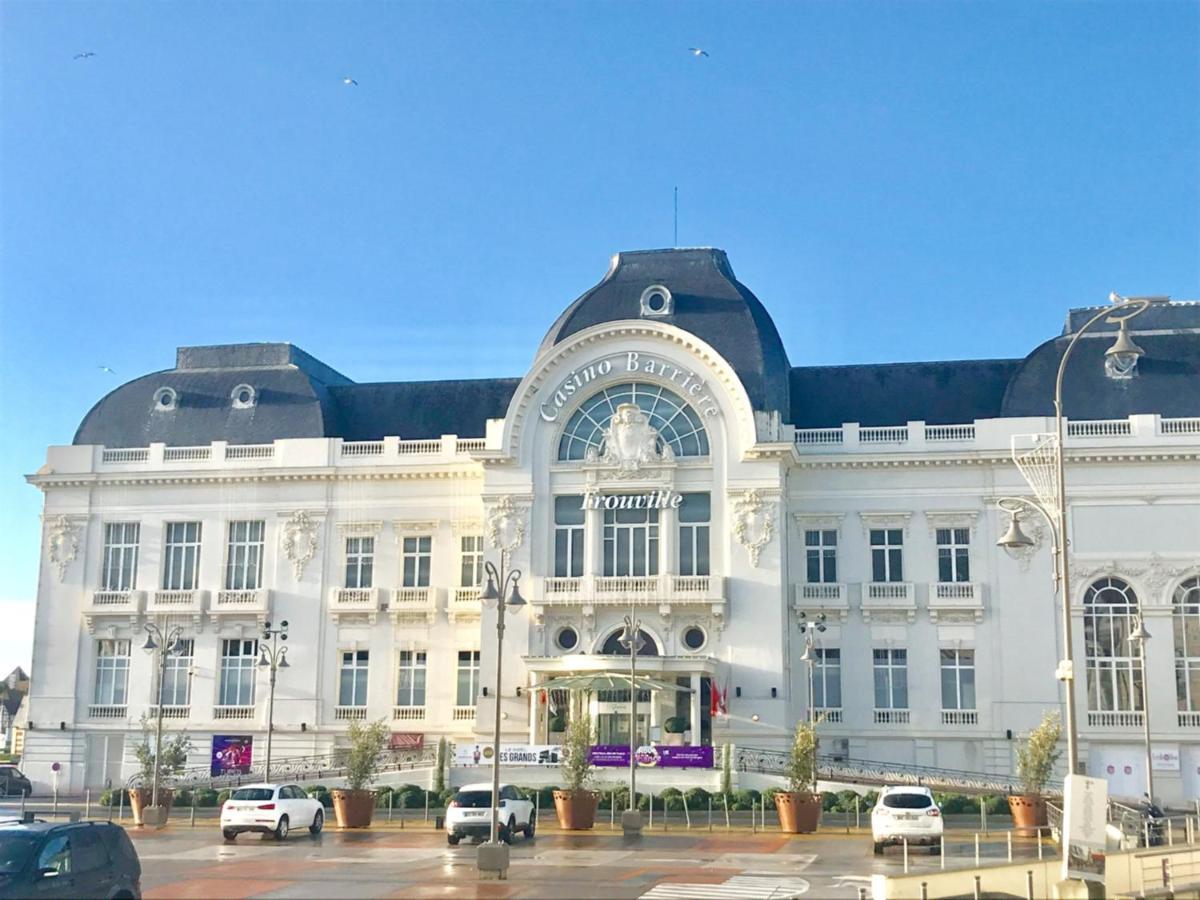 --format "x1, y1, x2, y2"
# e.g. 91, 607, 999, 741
28, 468, 485, 491
789, 449, 1200, 471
